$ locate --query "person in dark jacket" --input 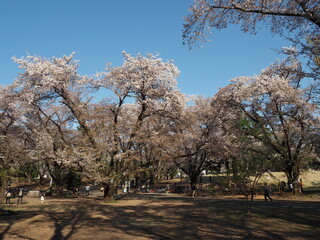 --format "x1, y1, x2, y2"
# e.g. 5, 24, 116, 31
264, 183, 273, 202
